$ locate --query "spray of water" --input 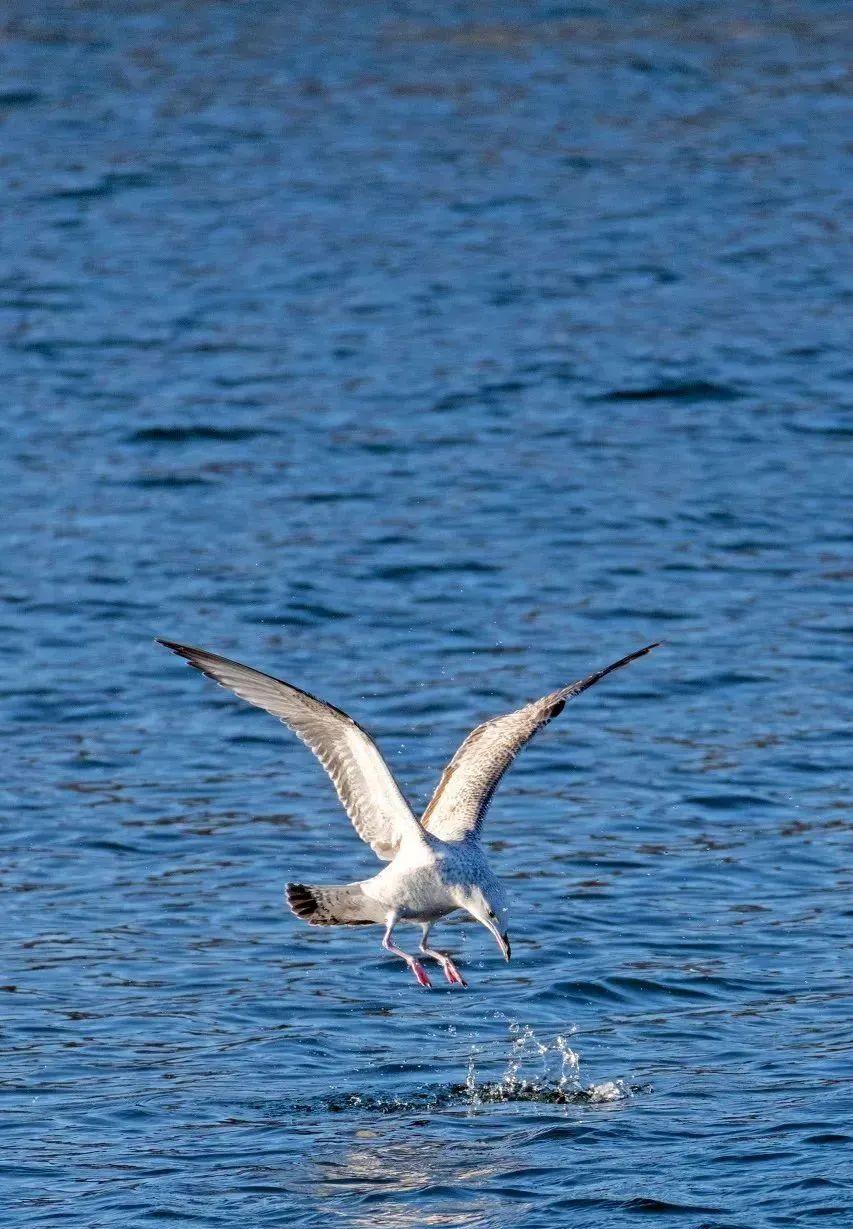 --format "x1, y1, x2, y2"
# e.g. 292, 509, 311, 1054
458, 1022, 632, 1107
316, 1022, 640, 1115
